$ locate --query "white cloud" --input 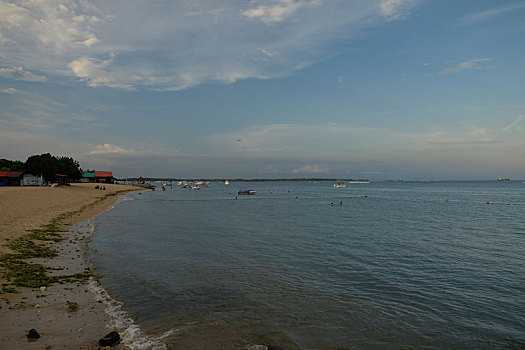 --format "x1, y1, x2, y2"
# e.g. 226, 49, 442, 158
439, 58, 491, 75
67, 53, 133, 89
0, 0, 101, 52
459, 3, 525, 26
0, 0, 420, 90
89, 143, 131, 154
242, 0, 313, 25
380, 0, 416, 20
1, 87, 18, 94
